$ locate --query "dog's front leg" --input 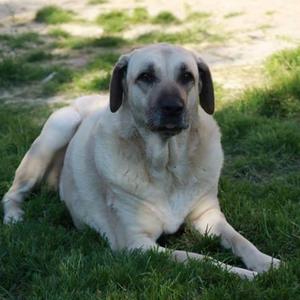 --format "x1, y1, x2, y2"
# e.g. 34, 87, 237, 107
3, 107, 81, 224
127, 235, 257, 280
189, 202, 281, 273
